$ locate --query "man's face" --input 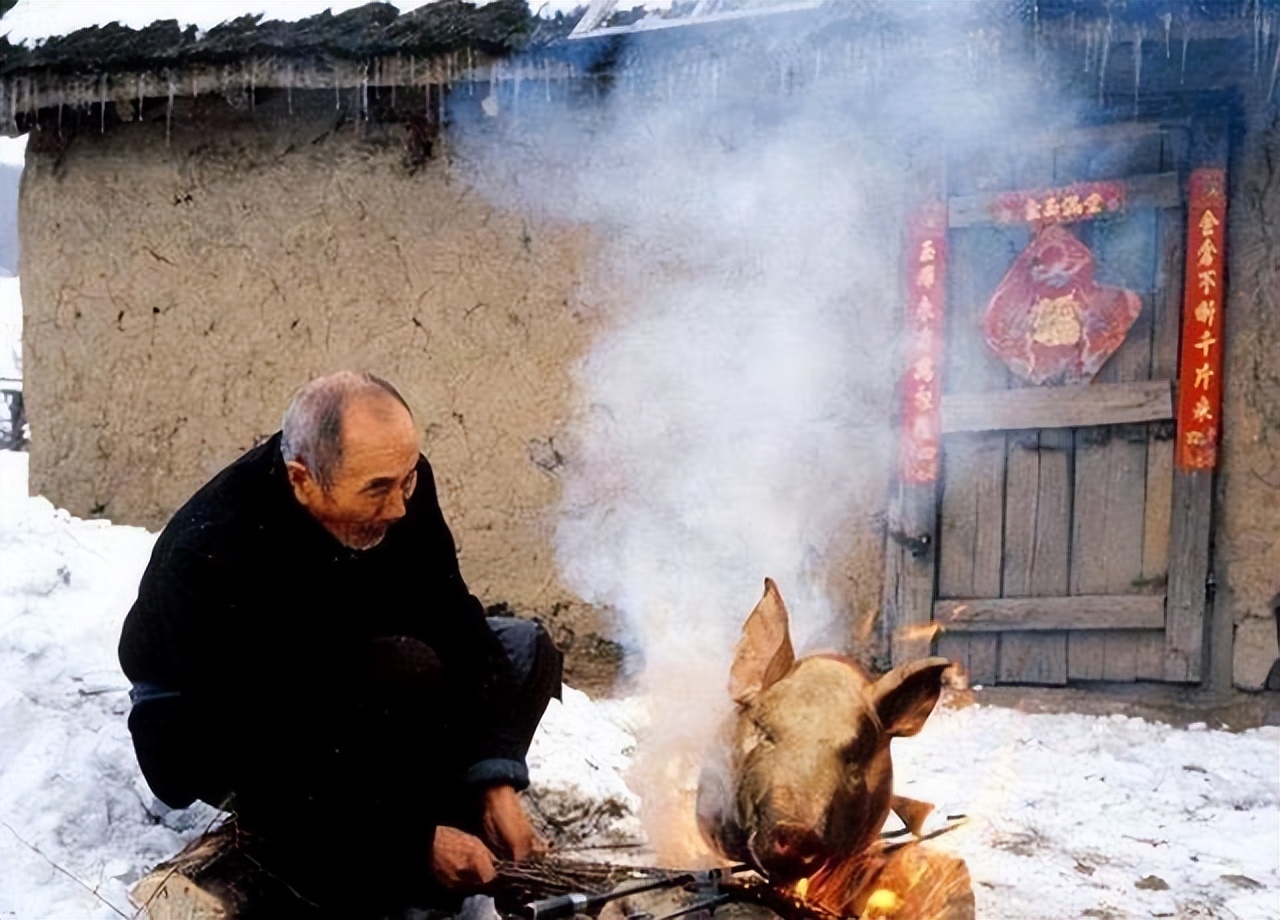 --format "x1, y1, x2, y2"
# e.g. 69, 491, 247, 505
287, 394, 421, 550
